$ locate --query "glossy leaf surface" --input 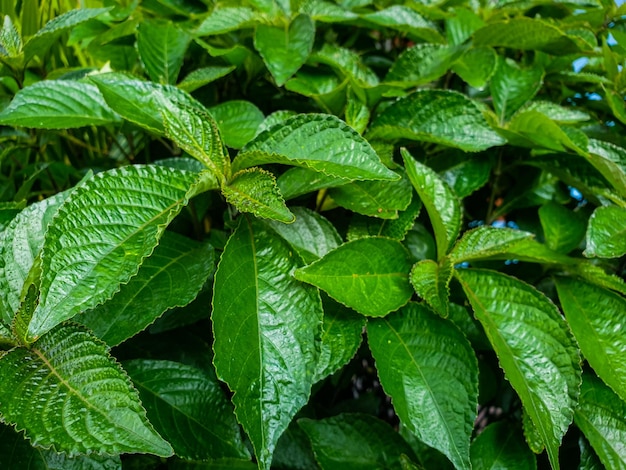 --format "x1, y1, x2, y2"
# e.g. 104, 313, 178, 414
491, 58, 543, 122
584, 205, 626, 258
368, 304, 478, 470
538, 202, 586, 254
410, 258, 453, 317
137, 19, 190, 84
209, 100, 264, 149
